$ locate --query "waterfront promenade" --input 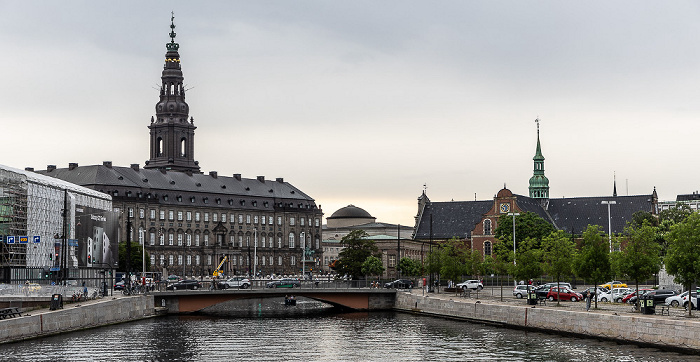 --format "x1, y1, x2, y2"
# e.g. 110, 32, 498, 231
396, 287, 700, 353
0, 294, 154, 344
